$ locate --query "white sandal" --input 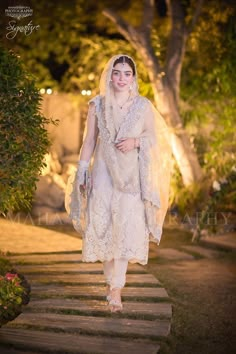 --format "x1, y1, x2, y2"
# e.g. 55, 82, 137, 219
108, 288, 123, 313
106, 284, 111, 302
109, 299, 123, 312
